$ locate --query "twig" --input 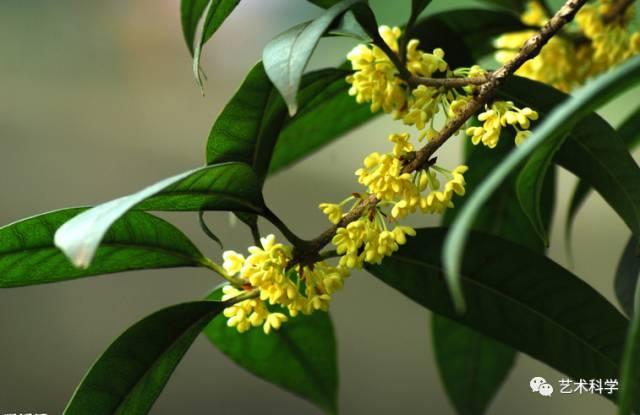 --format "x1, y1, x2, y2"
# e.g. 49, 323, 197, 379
602, 0, 635, 23
407, 74, 490, 88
